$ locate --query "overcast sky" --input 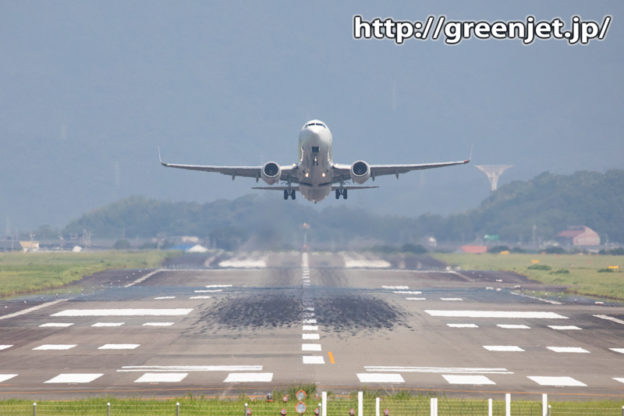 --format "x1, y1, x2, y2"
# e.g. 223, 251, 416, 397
1, 1, 622, 233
